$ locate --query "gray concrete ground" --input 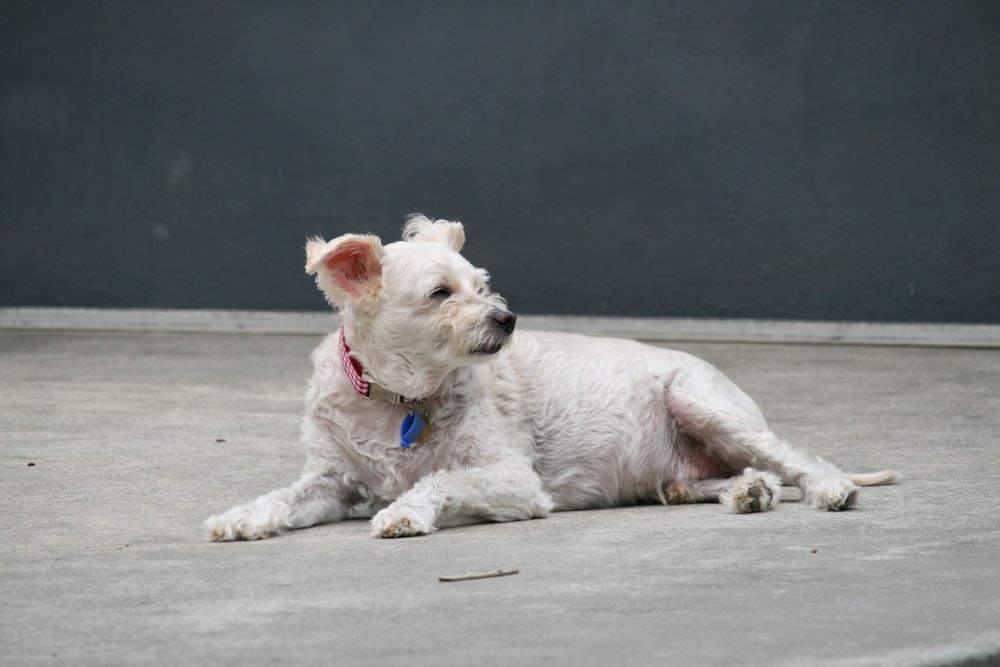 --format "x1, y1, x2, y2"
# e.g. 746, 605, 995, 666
2, 327, 999, 666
